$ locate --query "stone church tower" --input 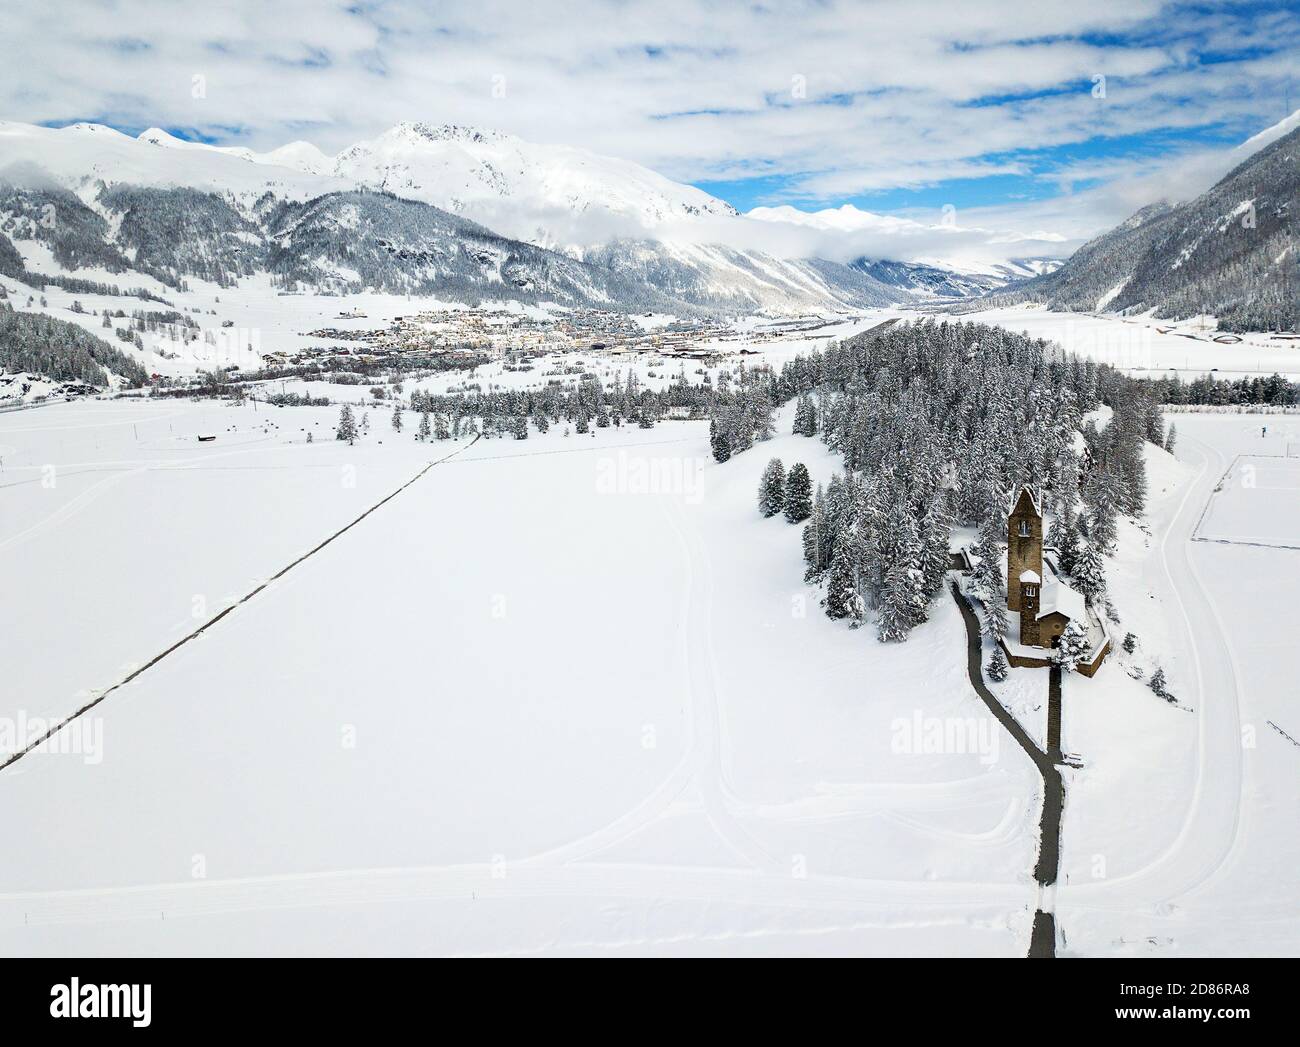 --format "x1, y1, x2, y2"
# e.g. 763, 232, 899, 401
1006, 487, 1043, 613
